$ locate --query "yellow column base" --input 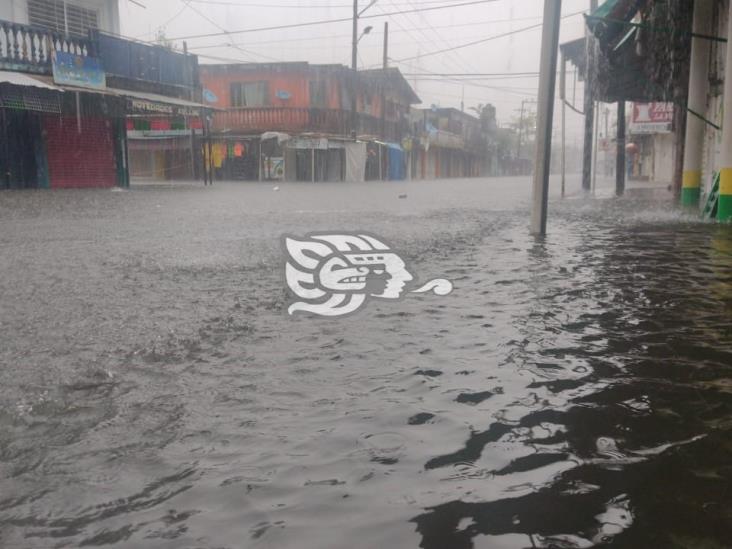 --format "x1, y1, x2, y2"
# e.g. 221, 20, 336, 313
719, 168, 732, 221
681, 170, 701, 206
